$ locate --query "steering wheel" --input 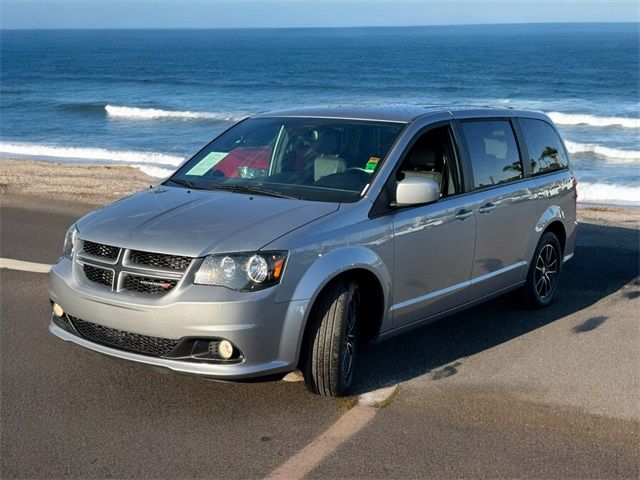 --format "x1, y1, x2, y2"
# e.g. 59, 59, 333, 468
344, 167, 371, 181
205, 169, 226, 178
